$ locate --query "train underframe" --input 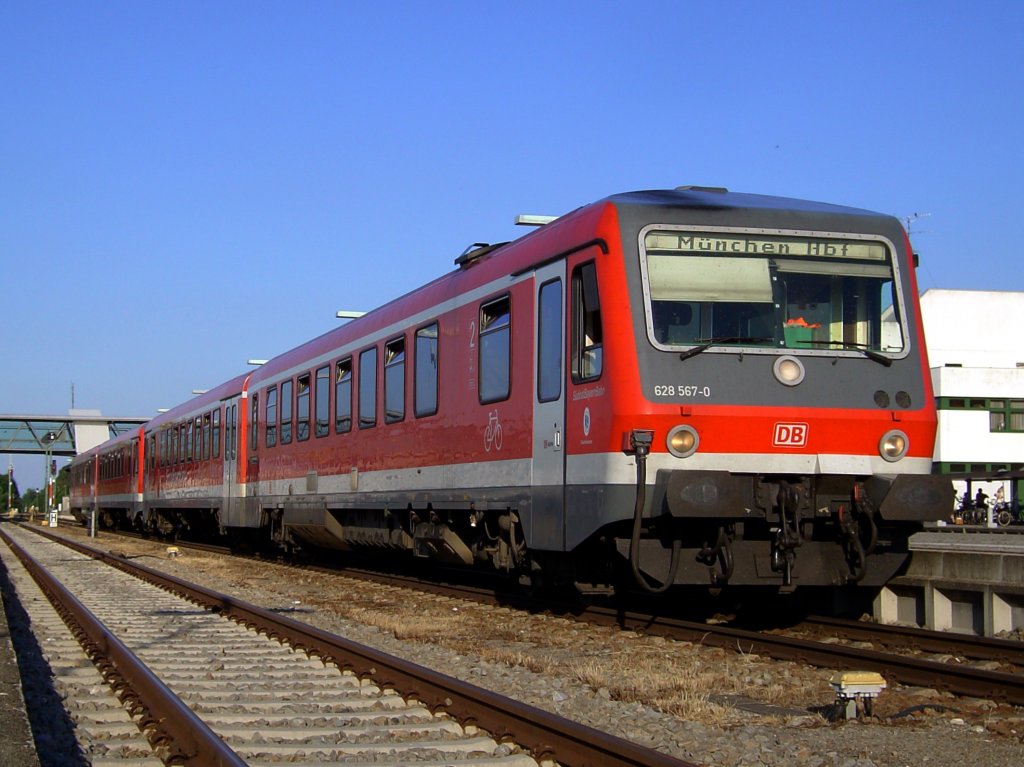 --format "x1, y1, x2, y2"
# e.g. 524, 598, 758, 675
613, 467, 952, 592
79, 466, 949, 596
289, 466, 946, 592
